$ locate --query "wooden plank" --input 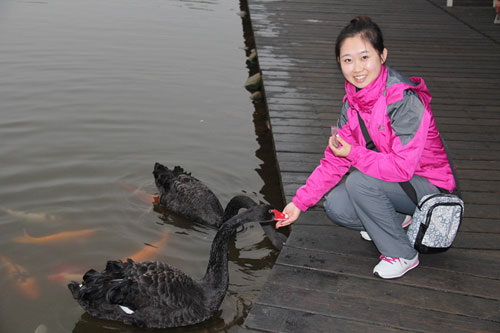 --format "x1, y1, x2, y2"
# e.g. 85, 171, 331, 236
245, 303, 401, 333
453, 231, 500, 249
255, 281, 500, 332
266, 263, 500, 322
